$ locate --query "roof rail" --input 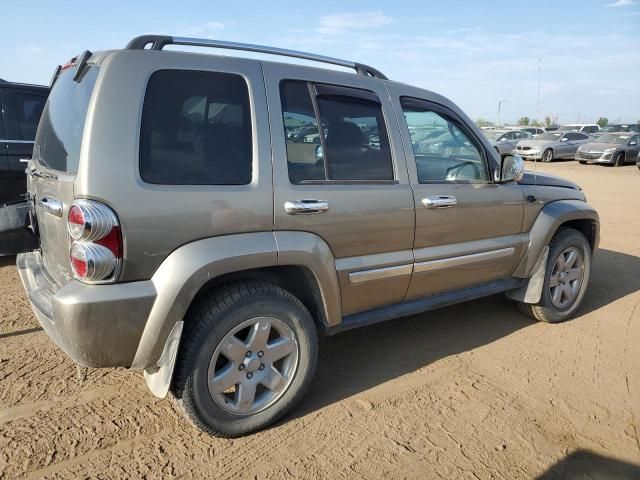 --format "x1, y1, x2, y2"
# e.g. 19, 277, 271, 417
125, 35, 388, 80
